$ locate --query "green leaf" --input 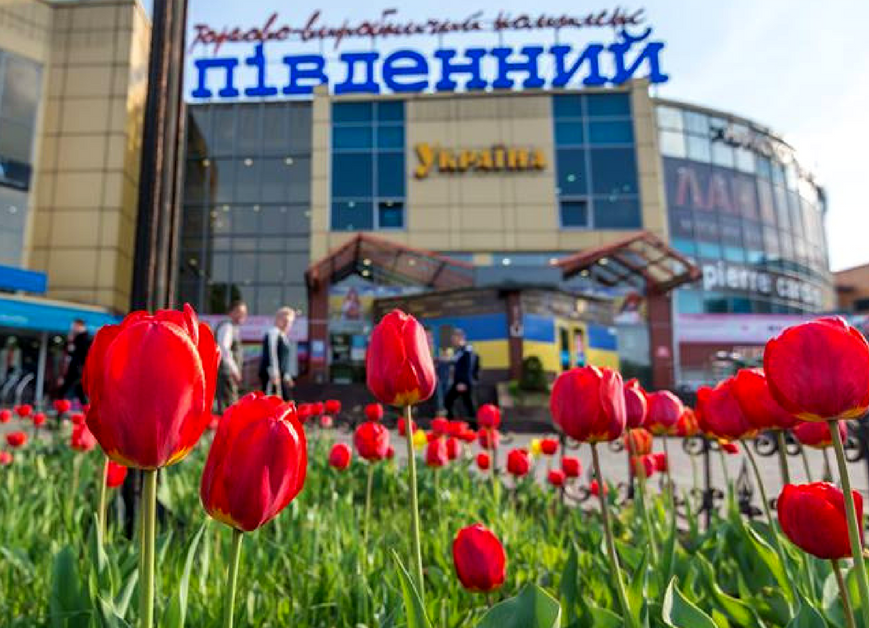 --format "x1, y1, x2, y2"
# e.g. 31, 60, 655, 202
560, 543, 579, 625
787, 591, 826, 628
391, 550, 433, 628
476, 583, 561, 628
662, 578, 717, 628
586, 603, 623, 628
161, 520, 208, 628
49, 545, 90, 628
626, 549, 647, 624
696, 554, 763, 627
